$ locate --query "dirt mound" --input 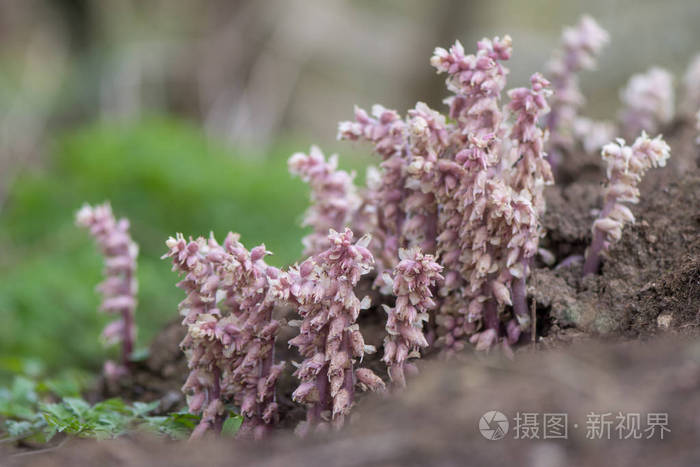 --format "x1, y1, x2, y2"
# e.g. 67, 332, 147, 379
533, 169, 700, 338
12, 336, 700, 467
